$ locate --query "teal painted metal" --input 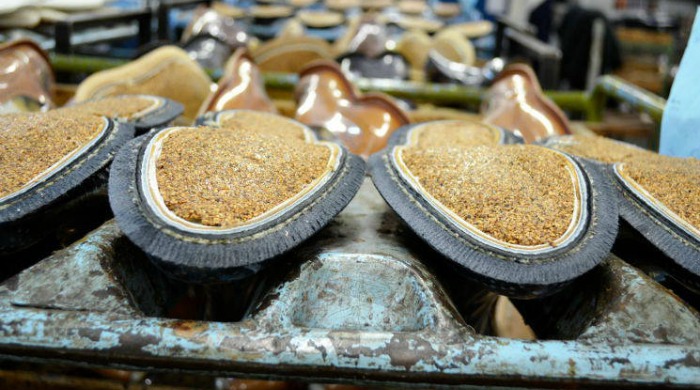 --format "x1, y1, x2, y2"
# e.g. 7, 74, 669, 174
0, 304, 698, 386
50, 55, 666, 124
0, 179, 698, 387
